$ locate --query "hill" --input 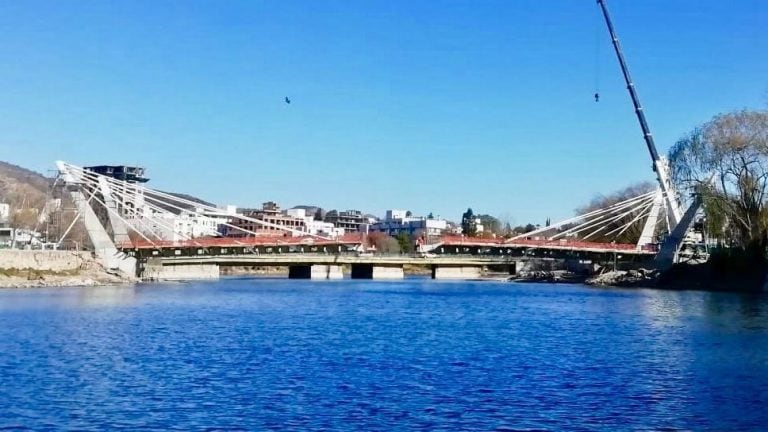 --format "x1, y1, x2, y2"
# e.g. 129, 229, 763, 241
0, 160, 217, 241
0, 161, 52, 227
